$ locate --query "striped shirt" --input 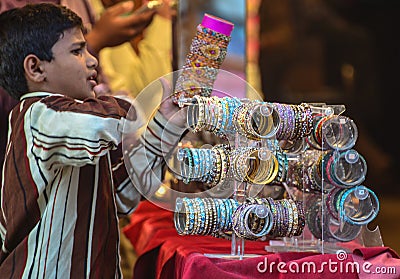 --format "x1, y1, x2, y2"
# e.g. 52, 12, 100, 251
0, 92, 182, 278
